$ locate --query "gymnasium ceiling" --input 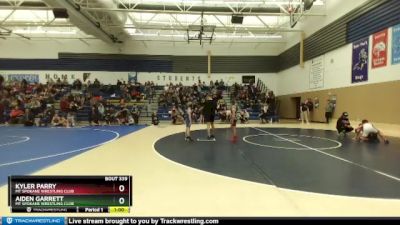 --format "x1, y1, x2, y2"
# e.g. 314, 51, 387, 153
0, 0, 326, 44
